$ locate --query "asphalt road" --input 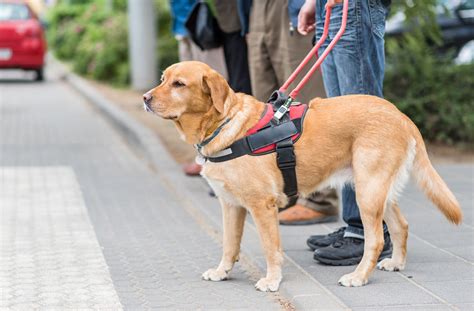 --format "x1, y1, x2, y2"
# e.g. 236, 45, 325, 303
1, 66, 473, 310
